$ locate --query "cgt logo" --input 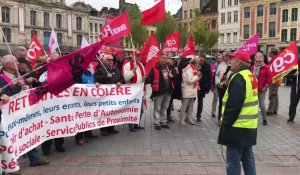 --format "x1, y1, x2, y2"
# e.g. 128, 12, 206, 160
146, 46, 160, 63
165, 39, 176, 47
270, 51, 296, 73
27, 41, 42, 60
